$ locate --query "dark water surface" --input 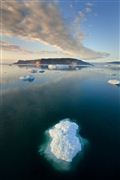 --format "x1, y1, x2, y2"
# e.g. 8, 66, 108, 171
0, 65, 120, 180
